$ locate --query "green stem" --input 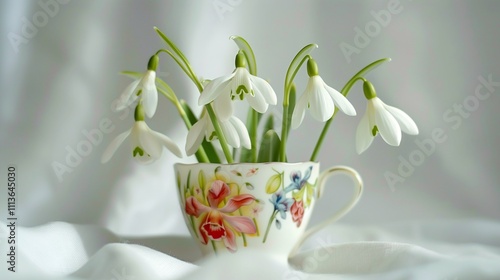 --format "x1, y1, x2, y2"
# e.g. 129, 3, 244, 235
250, 110, 259, 162
154, 28, 202, 90
206, 105, 234, 163
279, 105, 289, 162
309, 58, 391, 161
155, 49, 201, 92
155, 34, 233, 163
154, 42, 231, 163
280, 54, 314, 162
